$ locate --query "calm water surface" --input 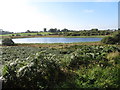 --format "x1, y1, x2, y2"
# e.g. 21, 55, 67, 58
12, 37, 102, 43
